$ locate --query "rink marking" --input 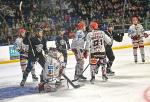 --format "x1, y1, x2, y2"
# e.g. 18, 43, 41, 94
144, 86, 150, 102
0, 43, 150, 64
